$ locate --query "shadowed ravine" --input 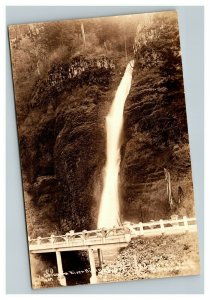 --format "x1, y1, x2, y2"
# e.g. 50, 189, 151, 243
98, 60, 134, 228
